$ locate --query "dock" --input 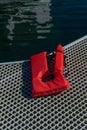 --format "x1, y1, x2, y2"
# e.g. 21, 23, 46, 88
0, 35, 87, 130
